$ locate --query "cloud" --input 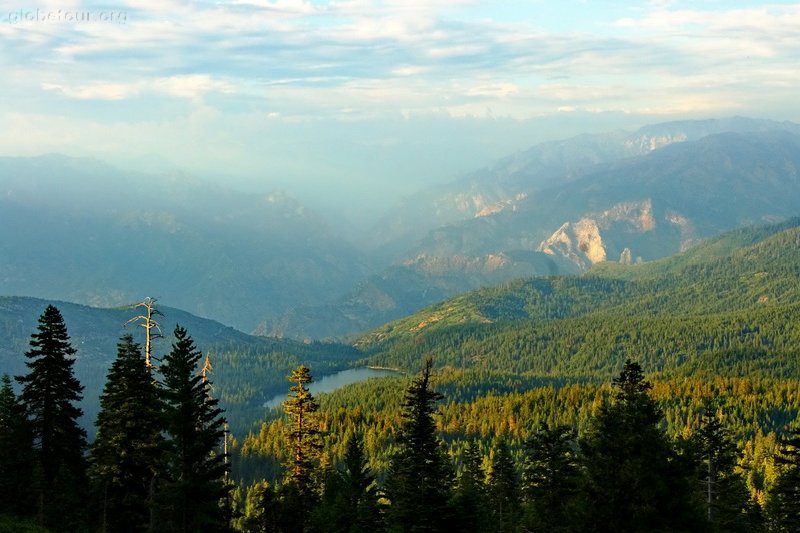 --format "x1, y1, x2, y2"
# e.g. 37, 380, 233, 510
8, 0, 797, 119
2, 0, 800, 206
41, 81, 143, 100
39, 75, 235, 101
